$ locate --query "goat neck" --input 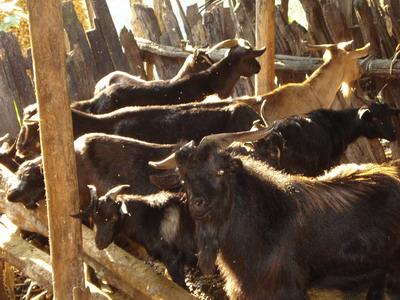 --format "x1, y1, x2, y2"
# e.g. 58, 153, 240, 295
305, 58, 346, 108
71, 109, 111, 137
